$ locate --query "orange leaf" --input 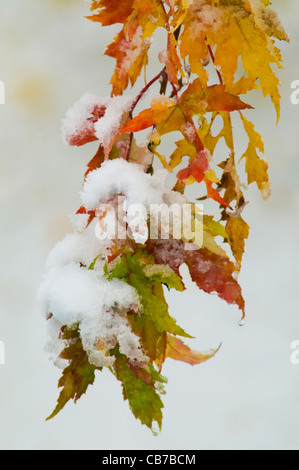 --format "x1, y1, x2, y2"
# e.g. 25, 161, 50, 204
84, 144, 105, 179
205, 179, 232, 209
206, 85, 253, 112
120, 96, 176, 133
159, 33, 184, 86
86, 0, 133, 26
166, 334, 218, 366
177, 149, 210, 185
